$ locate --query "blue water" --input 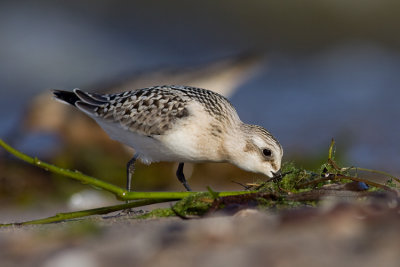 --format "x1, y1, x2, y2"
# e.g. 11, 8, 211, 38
231, 44, 400, 172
